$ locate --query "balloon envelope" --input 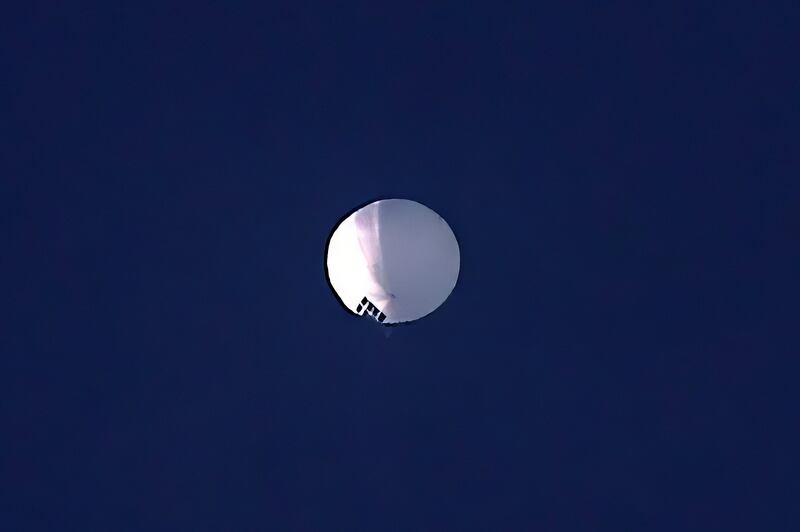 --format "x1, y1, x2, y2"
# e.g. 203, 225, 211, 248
325, 199, 460, 324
